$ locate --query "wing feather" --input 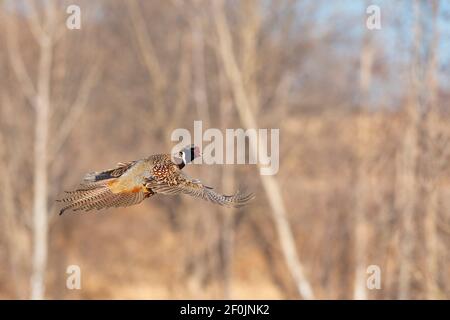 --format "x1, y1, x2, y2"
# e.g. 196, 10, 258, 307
146, 173, 254, 208
83, 161, 137, 182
